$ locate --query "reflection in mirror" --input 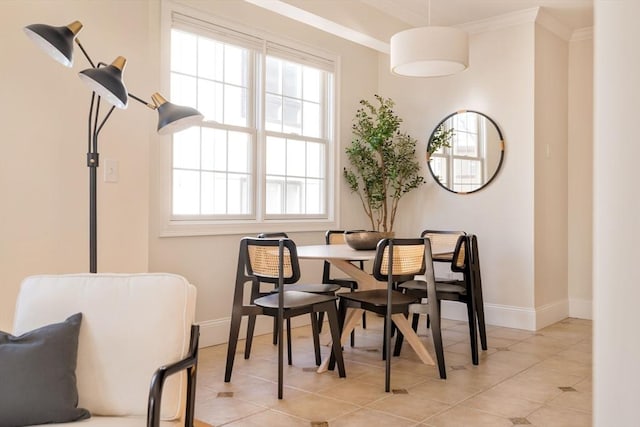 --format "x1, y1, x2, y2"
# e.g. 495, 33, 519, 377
427, 110, 504, 194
